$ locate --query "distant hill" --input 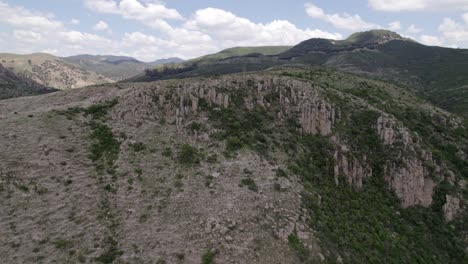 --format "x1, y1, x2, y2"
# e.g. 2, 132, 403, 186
64, 55, 184, 81
0, 63, 56, 100
0, 53, 112, 90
